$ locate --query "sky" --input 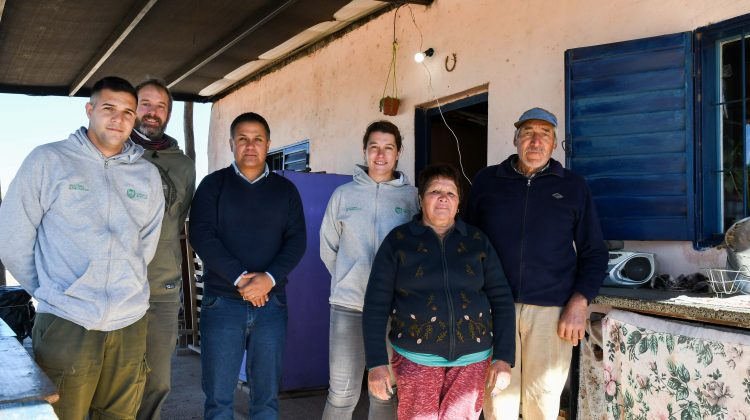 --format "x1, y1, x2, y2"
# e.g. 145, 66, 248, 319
0, 93, 212, 196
